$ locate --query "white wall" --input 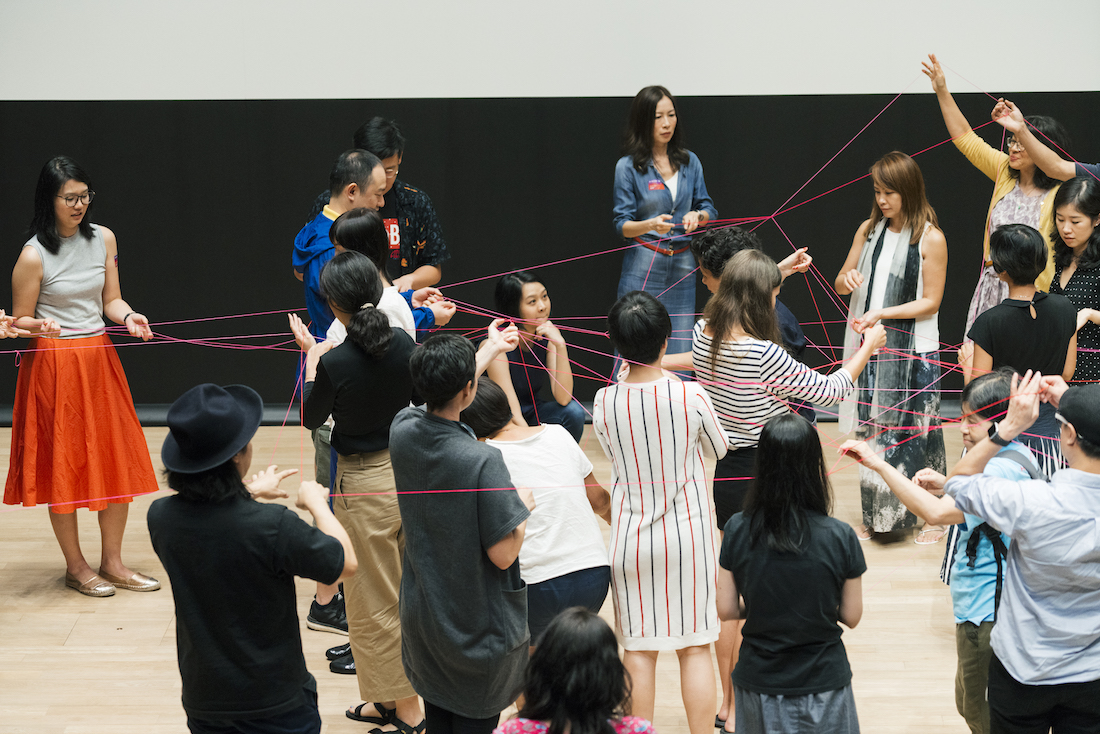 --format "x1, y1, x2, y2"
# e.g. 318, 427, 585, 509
2, 0, 1097, 100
